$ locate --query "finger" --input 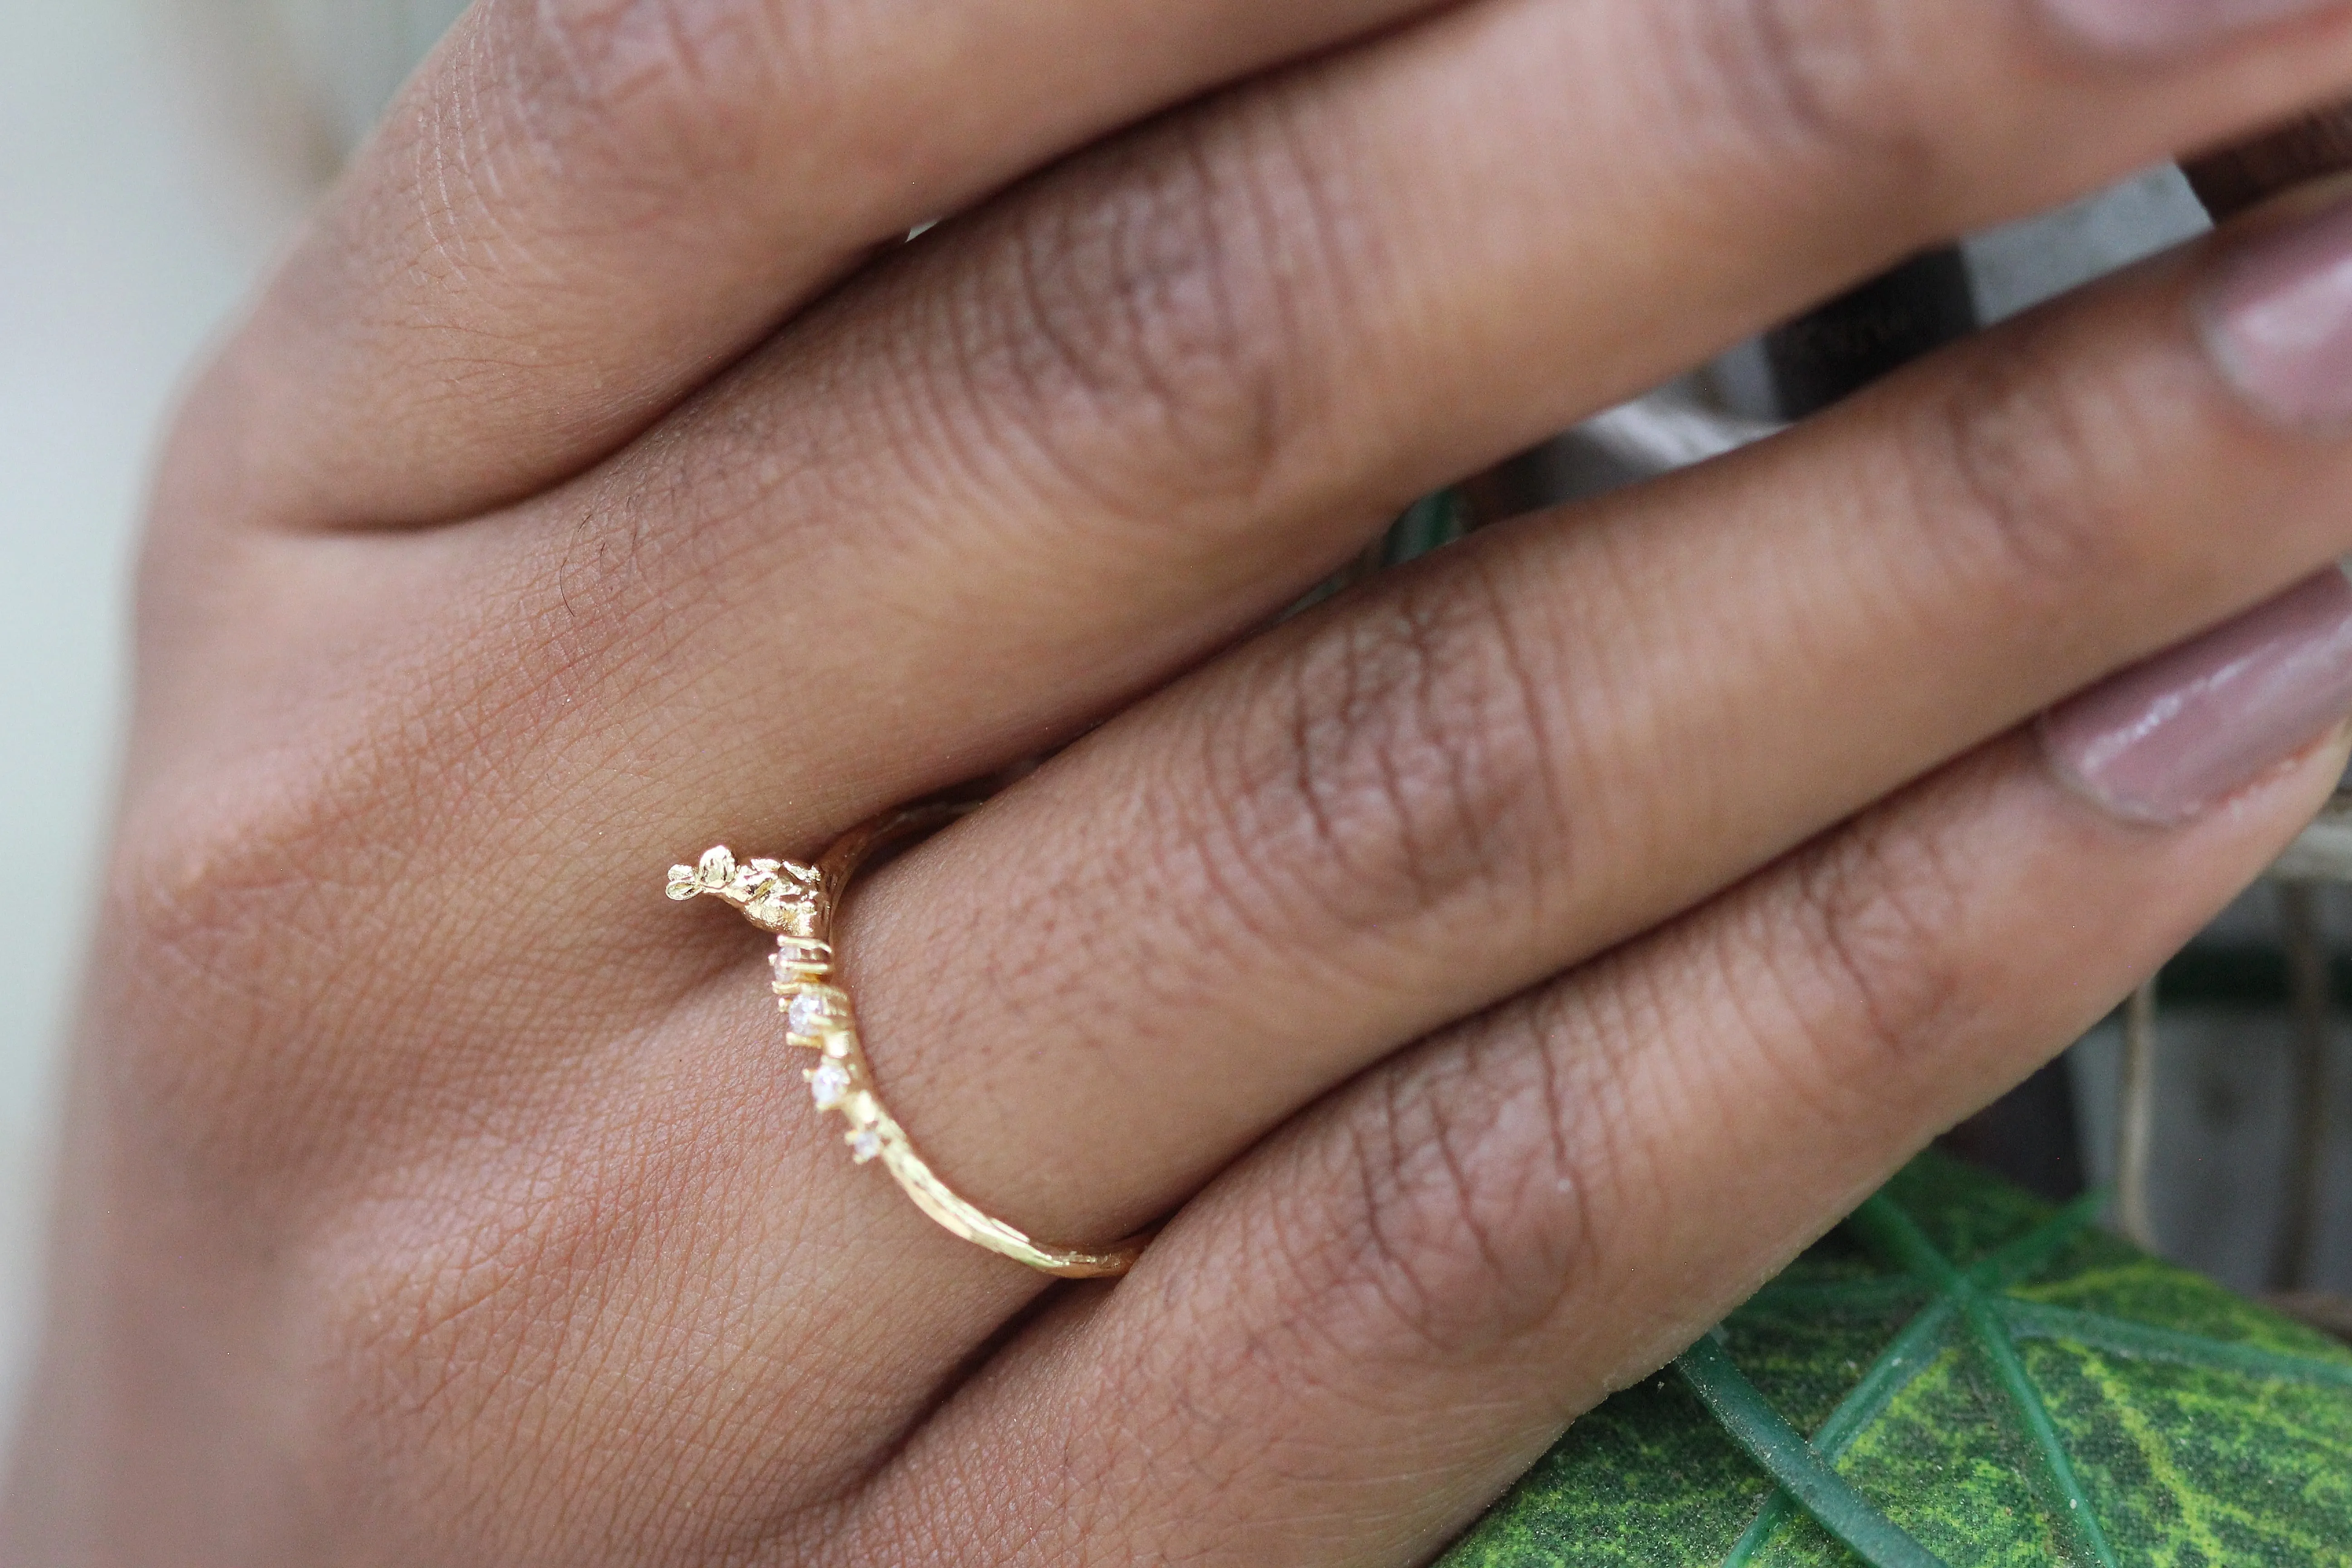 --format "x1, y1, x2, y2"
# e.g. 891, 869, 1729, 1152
835, 206, 2352, 1249
837, 722, 2352, 1567
466, 0, 2352, 849
188, 0, 1452, 527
